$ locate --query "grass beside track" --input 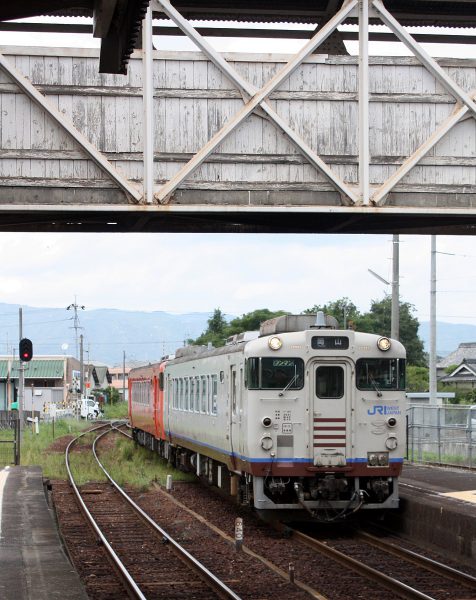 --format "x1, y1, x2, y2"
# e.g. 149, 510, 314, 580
18, 403, 195, 489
